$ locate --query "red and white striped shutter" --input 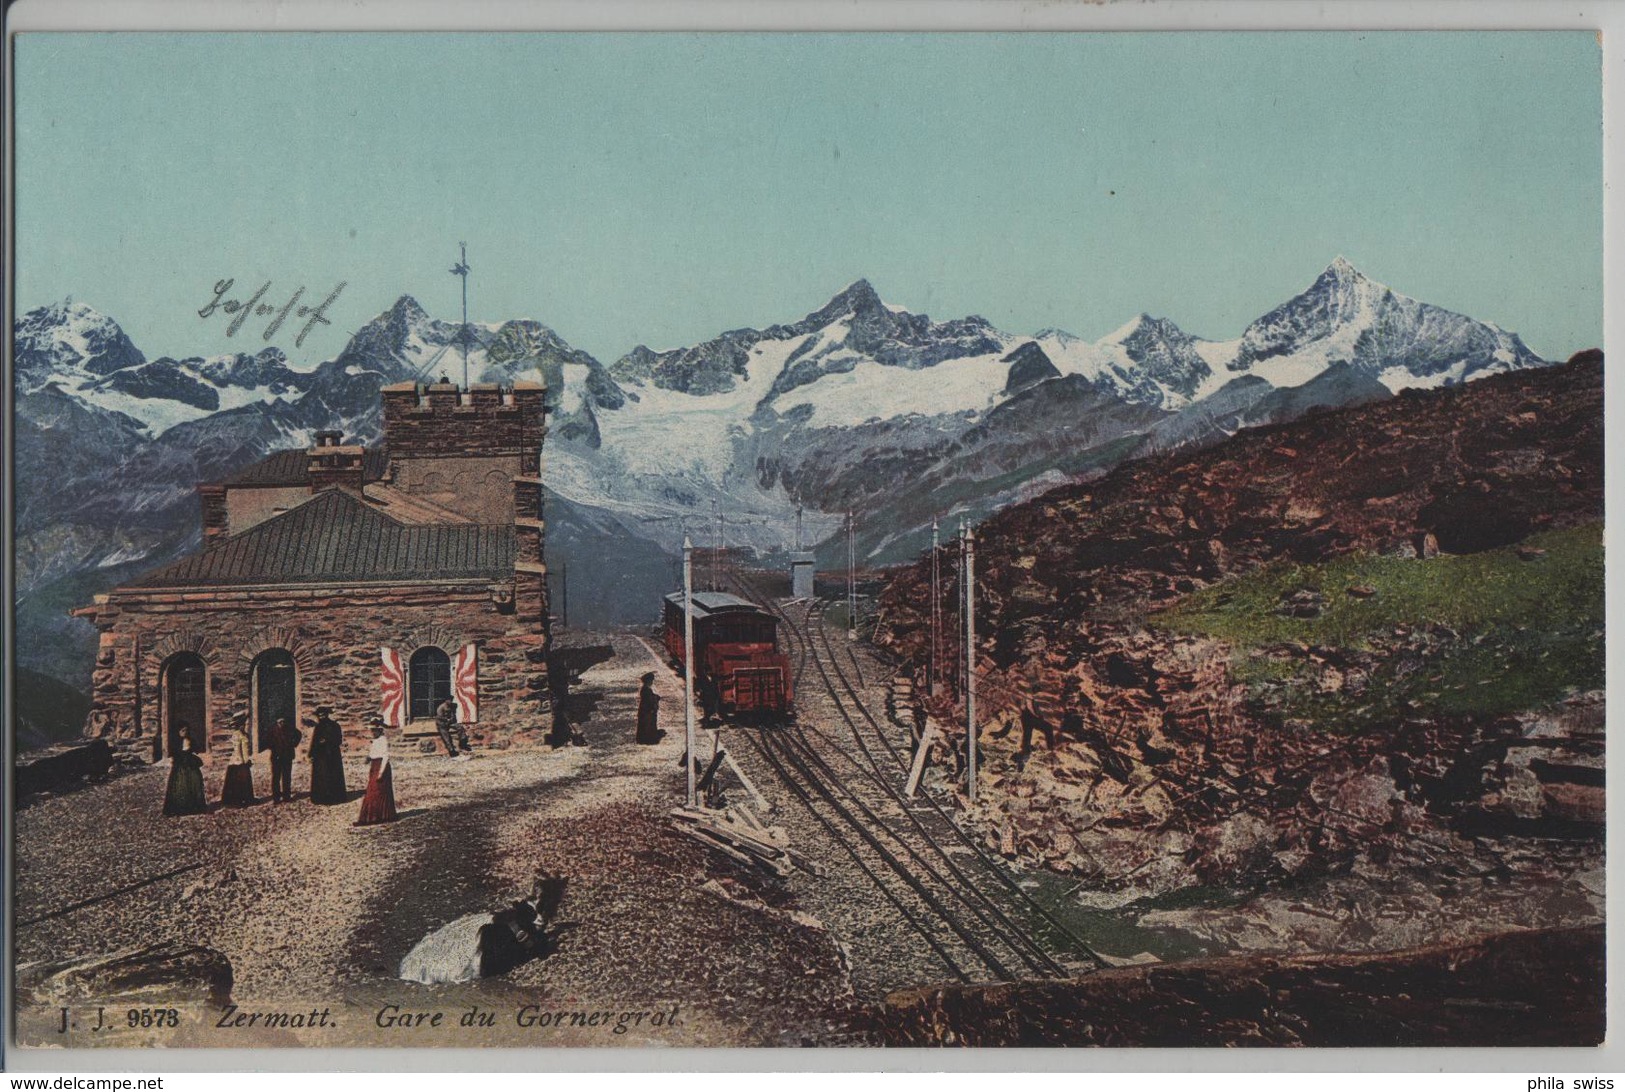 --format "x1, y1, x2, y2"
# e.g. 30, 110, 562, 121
379, 648, 405, 727
453, 642, 479, 724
